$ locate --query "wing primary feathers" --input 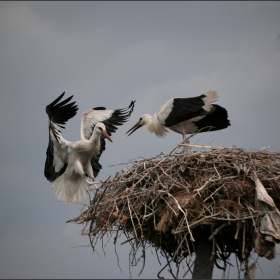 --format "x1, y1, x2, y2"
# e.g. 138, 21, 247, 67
91, 155, 103, 178
194, 104, 231, 132
45, 92, 79, 183
52, 96, 75, 109
47, 92, 66, 108
46, 93, 79, 142
102, 100, 135, 135
90, 100, 136, 176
